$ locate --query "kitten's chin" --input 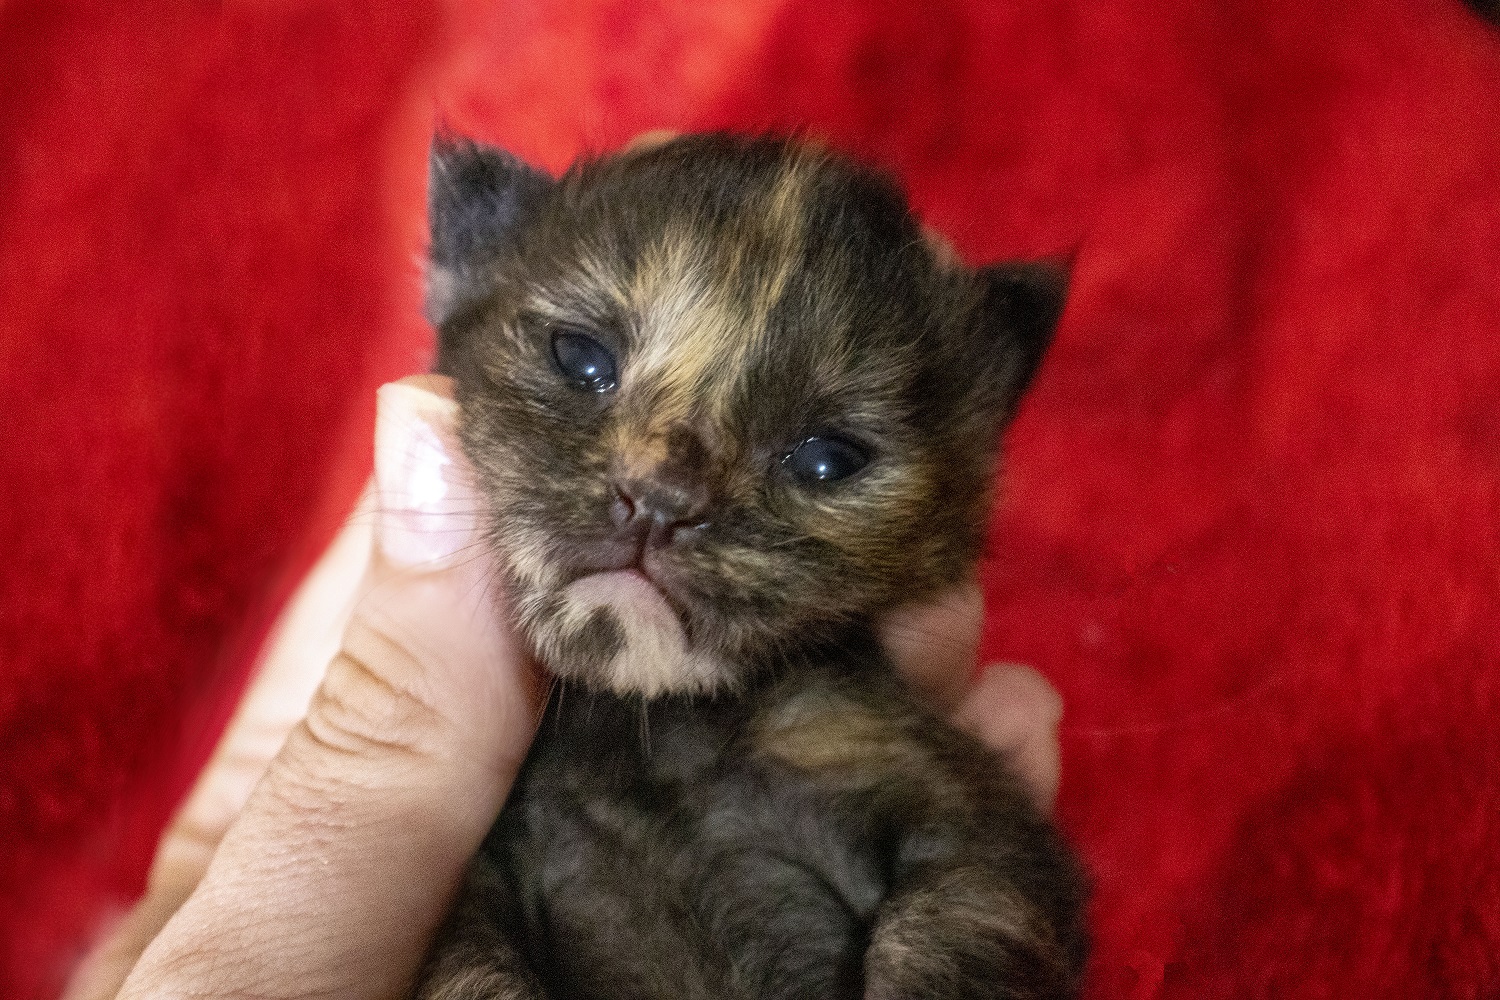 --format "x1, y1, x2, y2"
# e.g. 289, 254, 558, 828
545, 570, 729, 698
